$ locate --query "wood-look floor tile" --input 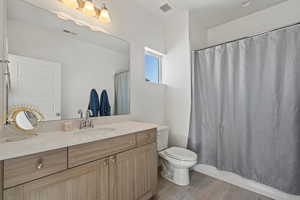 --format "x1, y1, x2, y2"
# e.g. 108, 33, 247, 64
154, 171, 273, 200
